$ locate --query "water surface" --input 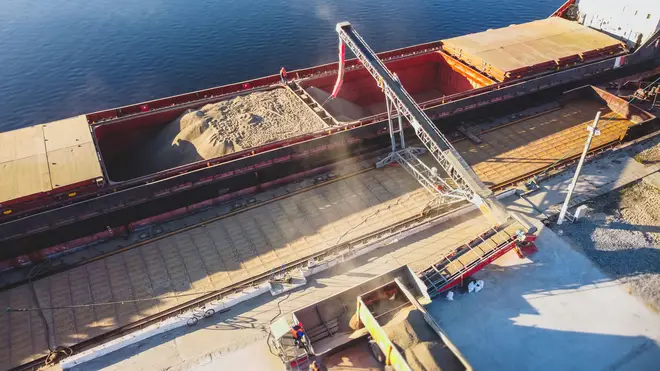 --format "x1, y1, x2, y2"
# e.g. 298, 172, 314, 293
0, 0, 561, 131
